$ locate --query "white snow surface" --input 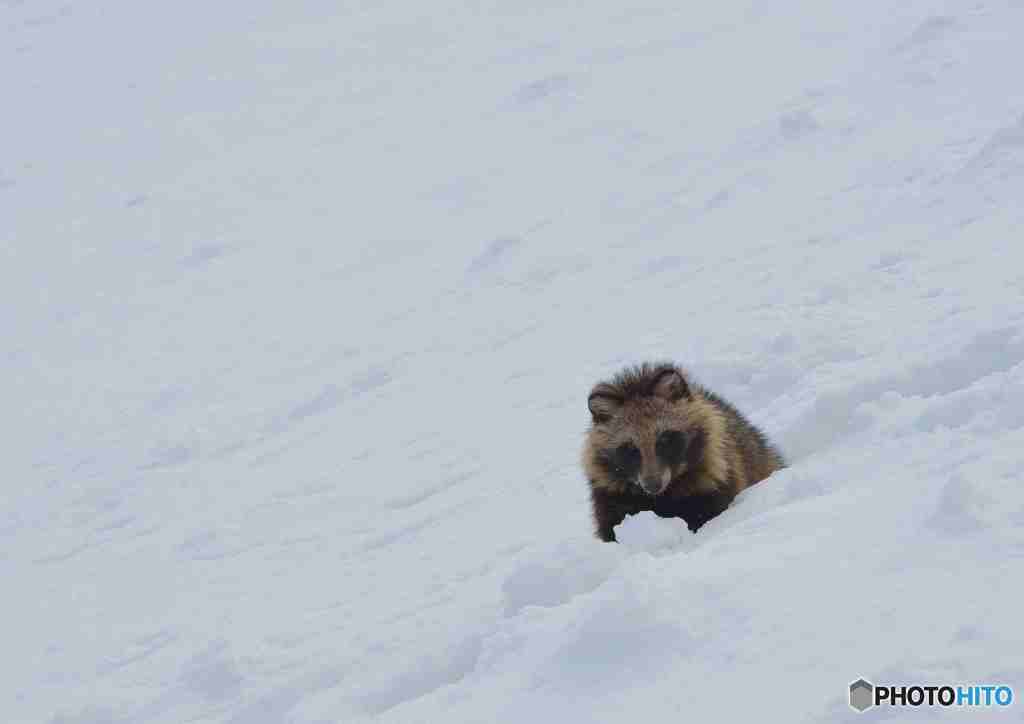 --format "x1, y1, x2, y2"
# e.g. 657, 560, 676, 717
5, 1, 1024, 722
